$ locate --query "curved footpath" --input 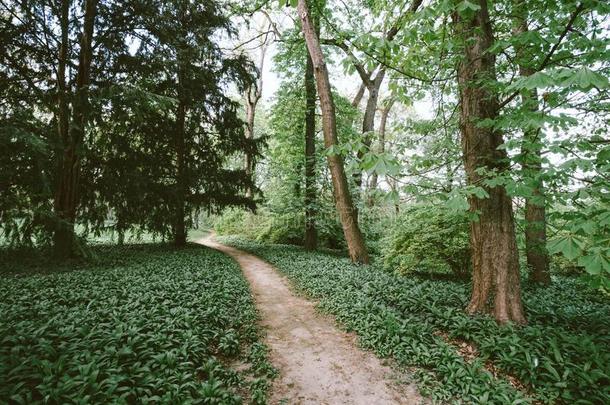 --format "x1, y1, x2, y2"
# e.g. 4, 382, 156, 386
197, 235, 425, 405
